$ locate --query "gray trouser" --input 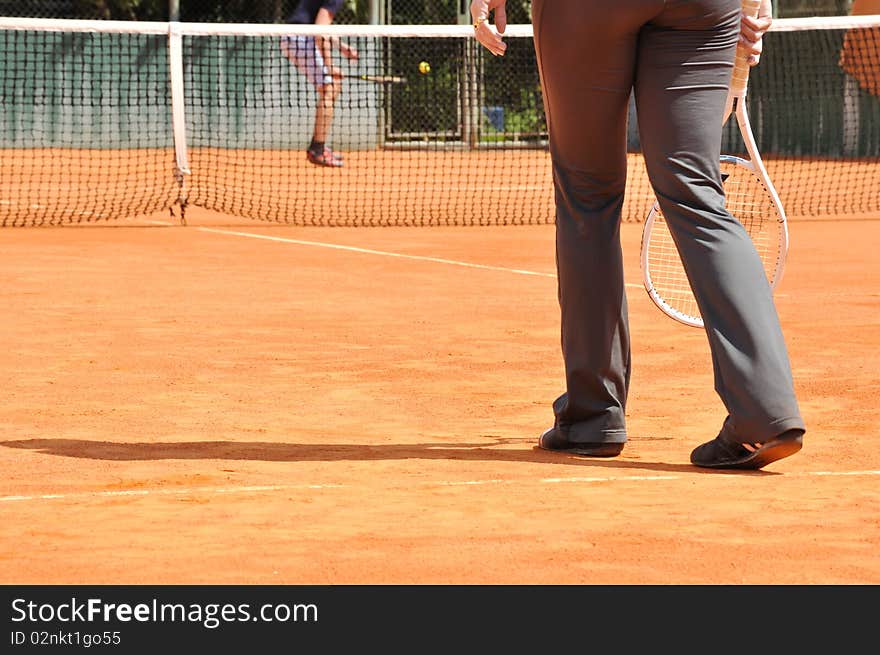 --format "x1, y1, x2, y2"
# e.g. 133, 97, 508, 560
531, 0, 805, 445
